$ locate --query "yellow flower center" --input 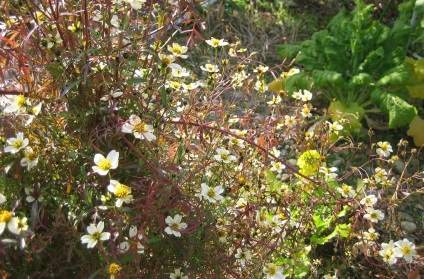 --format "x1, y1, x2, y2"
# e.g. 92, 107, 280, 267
220, 153, 229, 160
370, 212, 377, 219
134, 122, 148, 133
98, 159, 112, 170
380, 143, 389, 151
27, 150, 37, 161
342, 185, 350, 195
402, 246, 411, 255
115, 185, 130, 198
109, 263, 121, 275
267, 265, 277, 275
13, 139, 23, 148
207, 188, 216, 198
171, 45, 183, 54
161, 56, 171, 65
0, 210, 12, 223
92, 231, 101, 240
170, 222, 180, 231
15, 95, 26, 107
